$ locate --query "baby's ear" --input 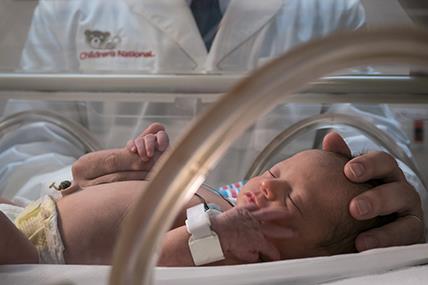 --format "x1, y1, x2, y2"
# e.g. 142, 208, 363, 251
322, 132, 352, 158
